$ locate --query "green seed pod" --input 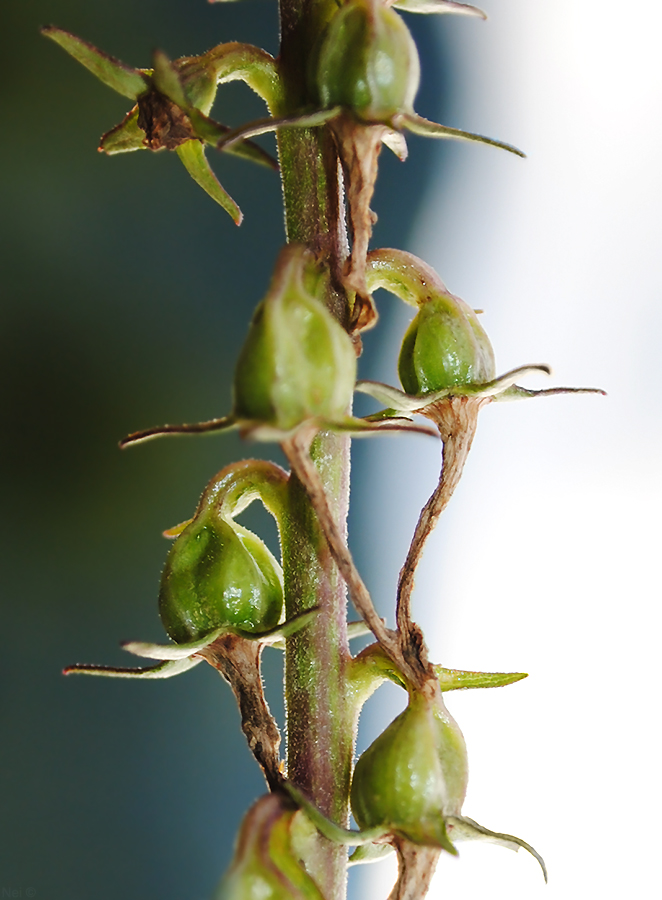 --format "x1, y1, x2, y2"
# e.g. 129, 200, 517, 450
398, 293, 496, 395
351, 692, 468, 848
217, 794, 324, 900
159, 511, 283, 644
233, 245, 356, 433
316, 0, 420, 123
